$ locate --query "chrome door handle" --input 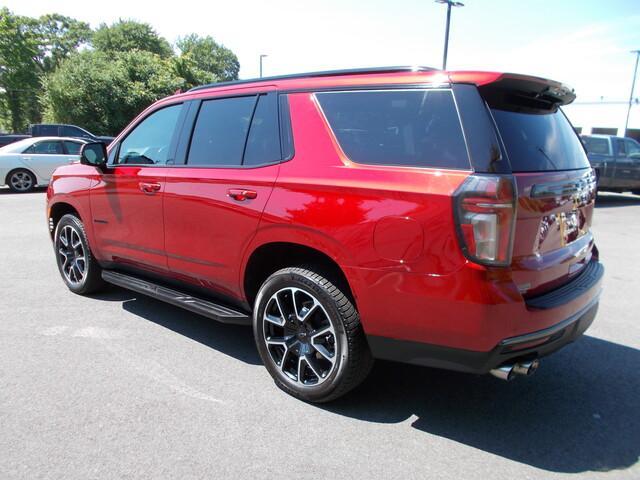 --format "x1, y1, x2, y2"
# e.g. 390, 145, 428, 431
139, 182, 161, 194
228, 188, 257, 201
